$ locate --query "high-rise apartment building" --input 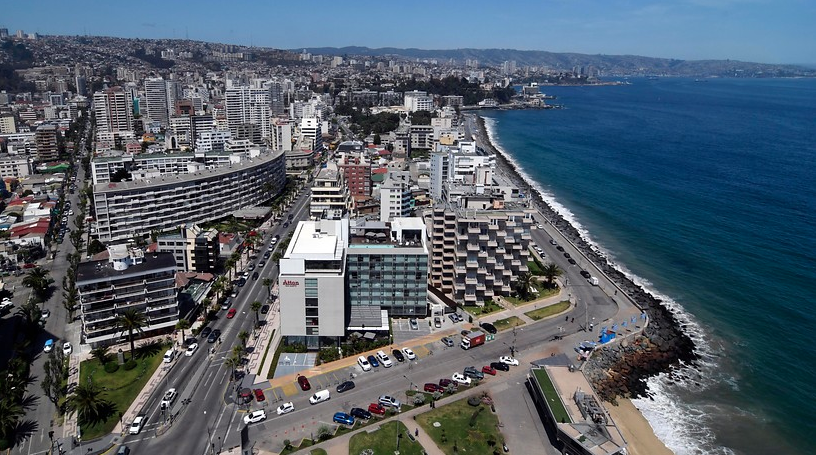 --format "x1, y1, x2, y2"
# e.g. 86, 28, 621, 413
93, 86, 134, 137
144, 77, 171, 127
225, 84, 272, 141
34, 124, 59, 162
310, 161, 349, 219
379, 171, 413, 222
